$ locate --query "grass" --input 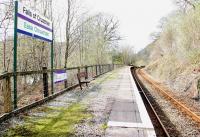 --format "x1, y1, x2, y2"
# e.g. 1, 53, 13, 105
93, 69, 120, 84
101, 123, 108, 130
4, 103, 92, 137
